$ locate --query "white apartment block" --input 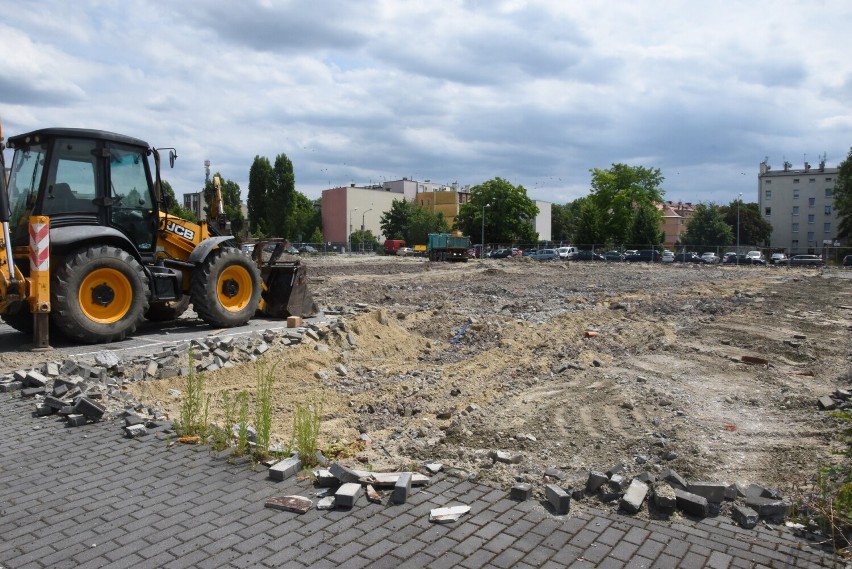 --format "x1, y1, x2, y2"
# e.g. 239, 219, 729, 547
758, 157, 840, 255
